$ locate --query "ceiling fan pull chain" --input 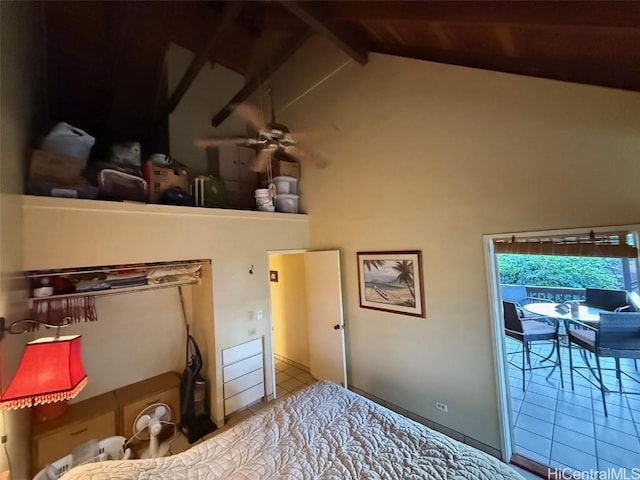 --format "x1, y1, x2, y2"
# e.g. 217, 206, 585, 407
266, 151, 275, 202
